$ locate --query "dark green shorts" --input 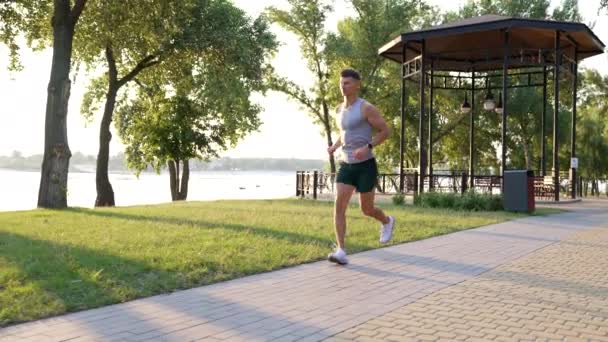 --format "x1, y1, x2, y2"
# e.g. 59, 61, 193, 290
336, 158, 378, 193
